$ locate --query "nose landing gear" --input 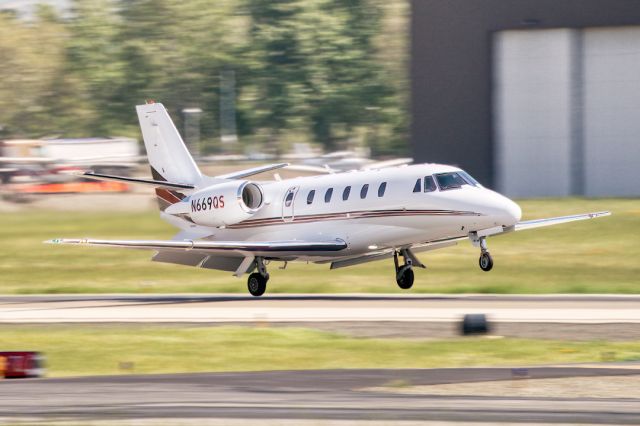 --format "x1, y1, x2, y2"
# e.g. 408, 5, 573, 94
247, 257, 269, 296
478, 237, 493, 272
